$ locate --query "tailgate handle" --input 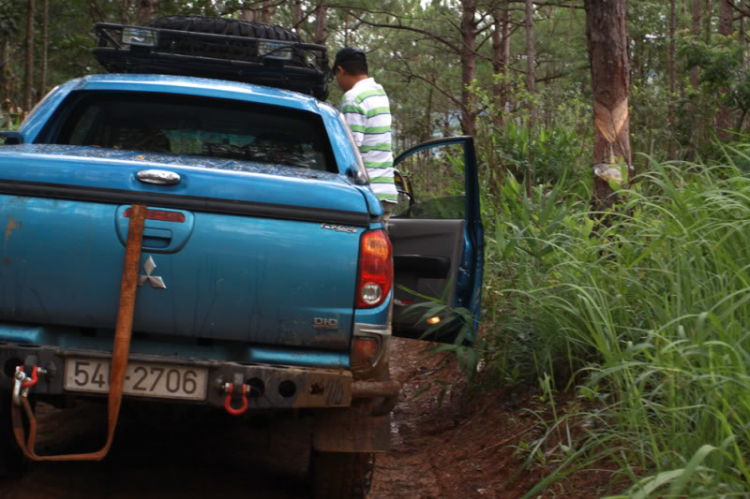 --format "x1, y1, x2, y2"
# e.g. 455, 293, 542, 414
137, 170, 181, 186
